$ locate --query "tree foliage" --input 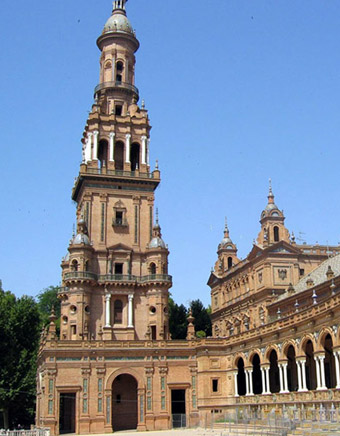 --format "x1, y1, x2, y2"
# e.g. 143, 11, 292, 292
168, 296, 188, 339
189, 299, 212, 337
0, 284, 41, 429
168, 296, 212, 339
36, 285, 60, 327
